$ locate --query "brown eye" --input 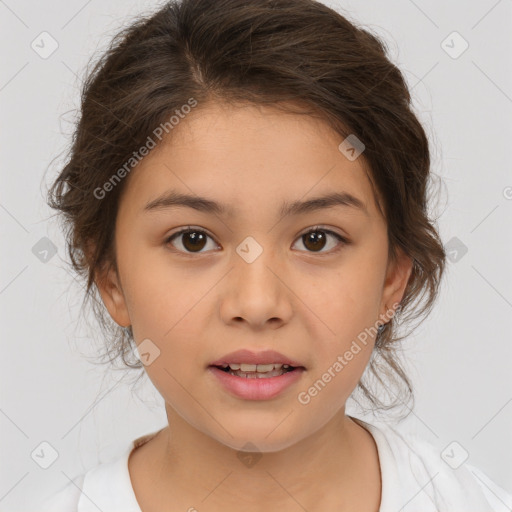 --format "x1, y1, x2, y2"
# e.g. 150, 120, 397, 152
293, 228, 347, 253
166, 228, 217, 253
165, 226, 348, 255
303, 231, 327, 251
